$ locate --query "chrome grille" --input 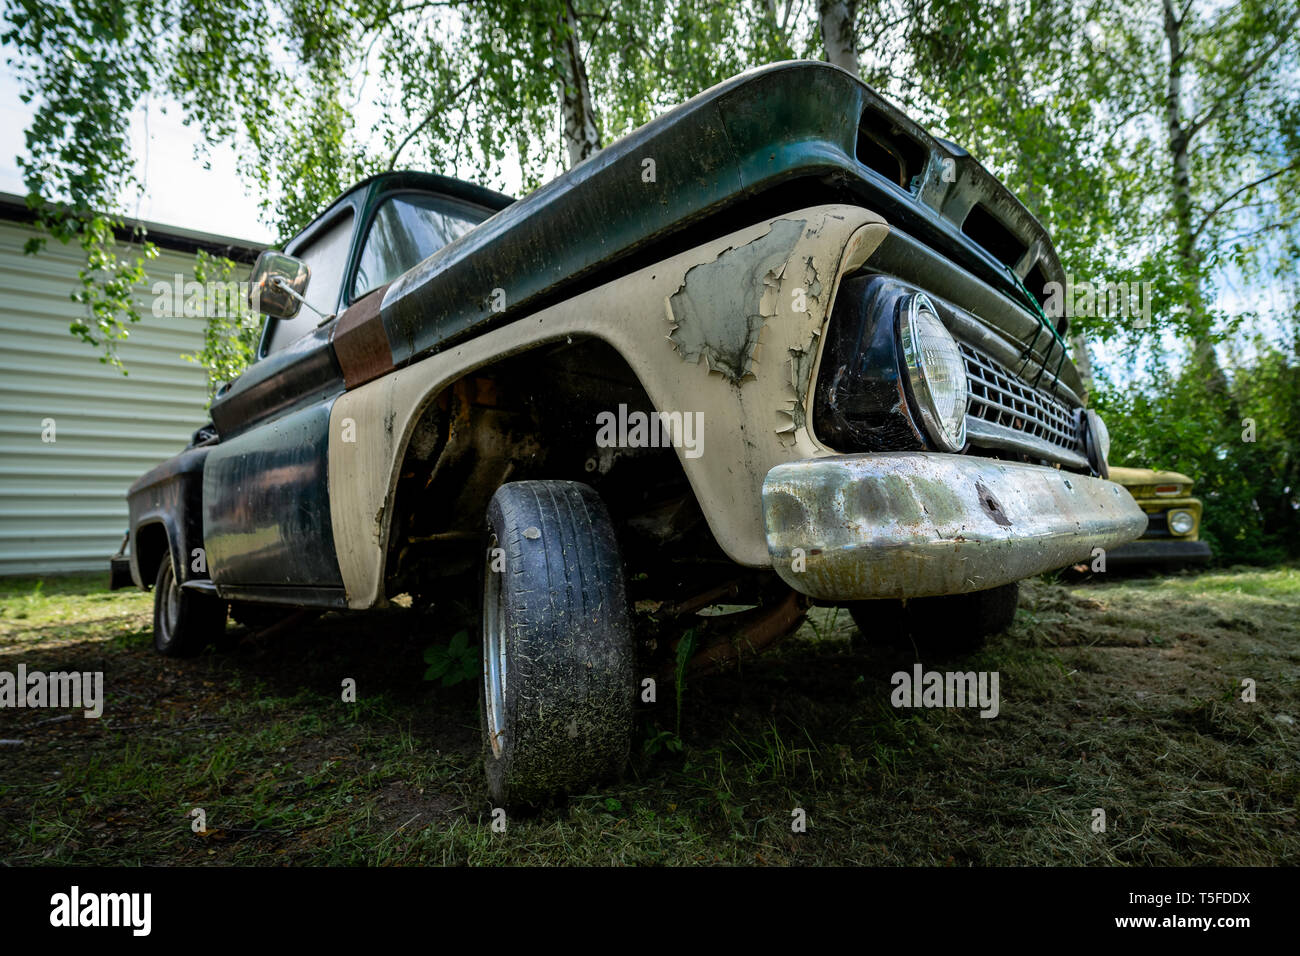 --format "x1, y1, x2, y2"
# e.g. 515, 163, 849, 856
959, 342, 1083, 454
